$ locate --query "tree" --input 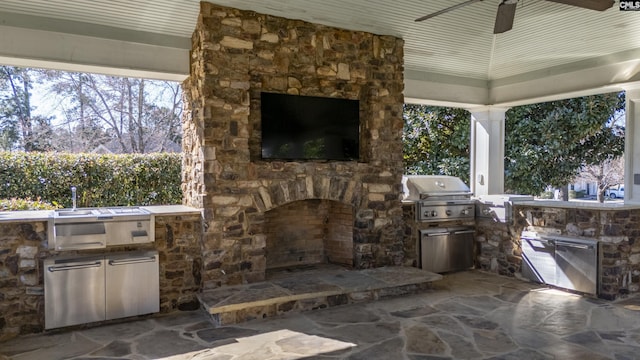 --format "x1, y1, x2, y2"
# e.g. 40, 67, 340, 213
403, 104, 470, 183
505, 92, 625, 195
403, 92, 624, 196
0, 66, 50, 151
577, 156, 624, 202
44, 71, 182, 153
